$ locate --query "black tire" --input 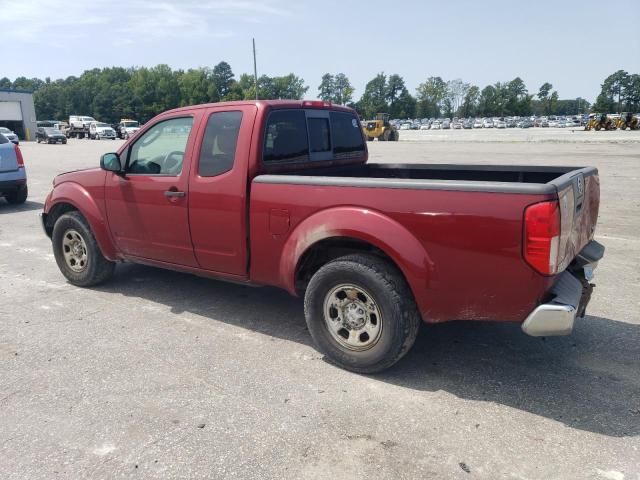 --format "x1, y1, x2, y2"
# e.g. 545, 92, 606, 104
6, 185, 28, 204
52, 211, 115, 287
304, 253, 421, 373
366, 136, 374, 142
62, 139, 67, 144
